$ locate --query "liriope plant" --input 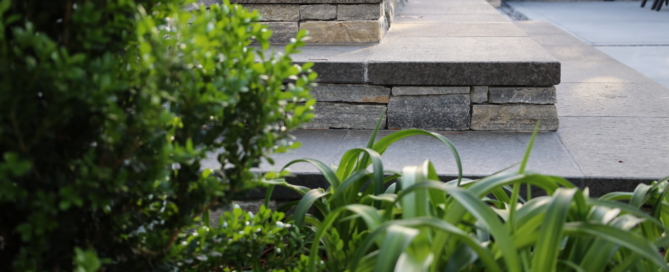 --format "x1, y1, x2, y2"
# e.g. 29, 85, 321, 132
265, 110, 669, 272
